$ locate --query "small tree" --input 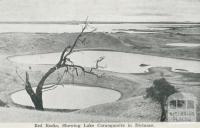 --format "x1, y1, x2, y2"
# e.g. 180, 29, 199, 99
145, 78, 177, 122
18, 22, 104, 110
